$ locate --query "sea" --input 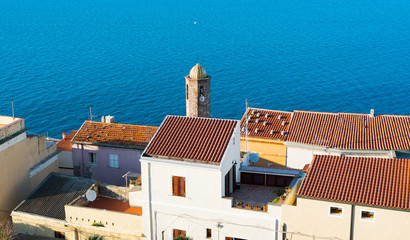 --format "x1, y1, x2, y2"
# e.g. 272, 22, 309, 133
0, 0, 409, 138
